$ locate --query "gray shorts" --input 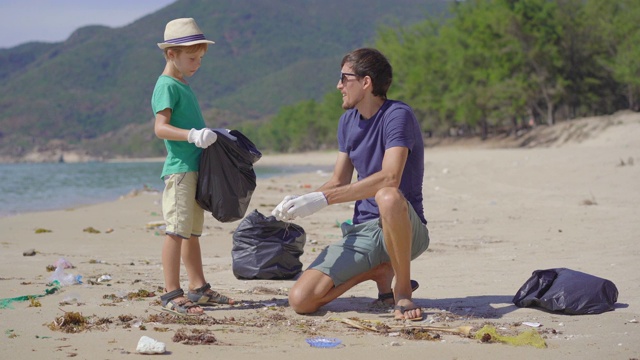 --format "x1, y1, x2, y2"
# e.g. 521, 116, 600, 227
308, 202, 430, 286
